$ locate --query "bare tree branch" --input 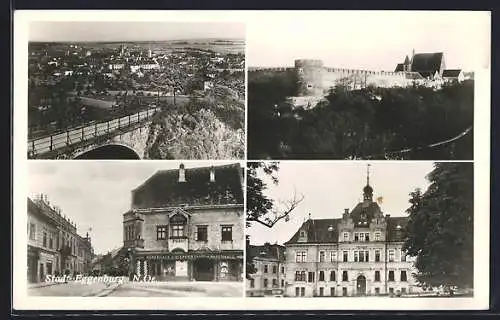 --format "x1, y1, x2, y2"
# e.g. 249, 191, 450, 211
247, 189, 305, 228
